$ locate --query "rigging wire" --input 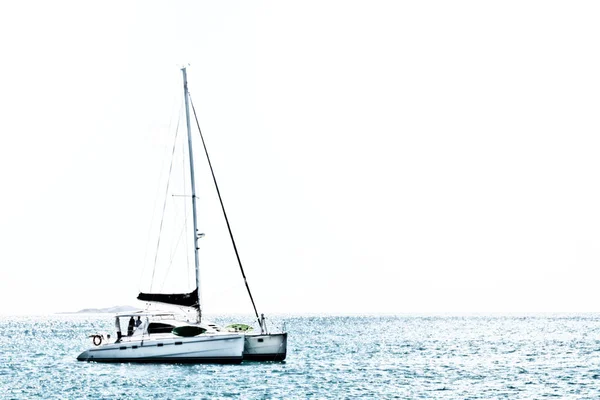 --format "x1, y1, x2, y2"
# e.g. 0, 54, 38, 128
149, 109, 182, 292
157, 135, 193, 293
188, 93, 261, 325
140, 98, 183, 291
158, 216, 190, 292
